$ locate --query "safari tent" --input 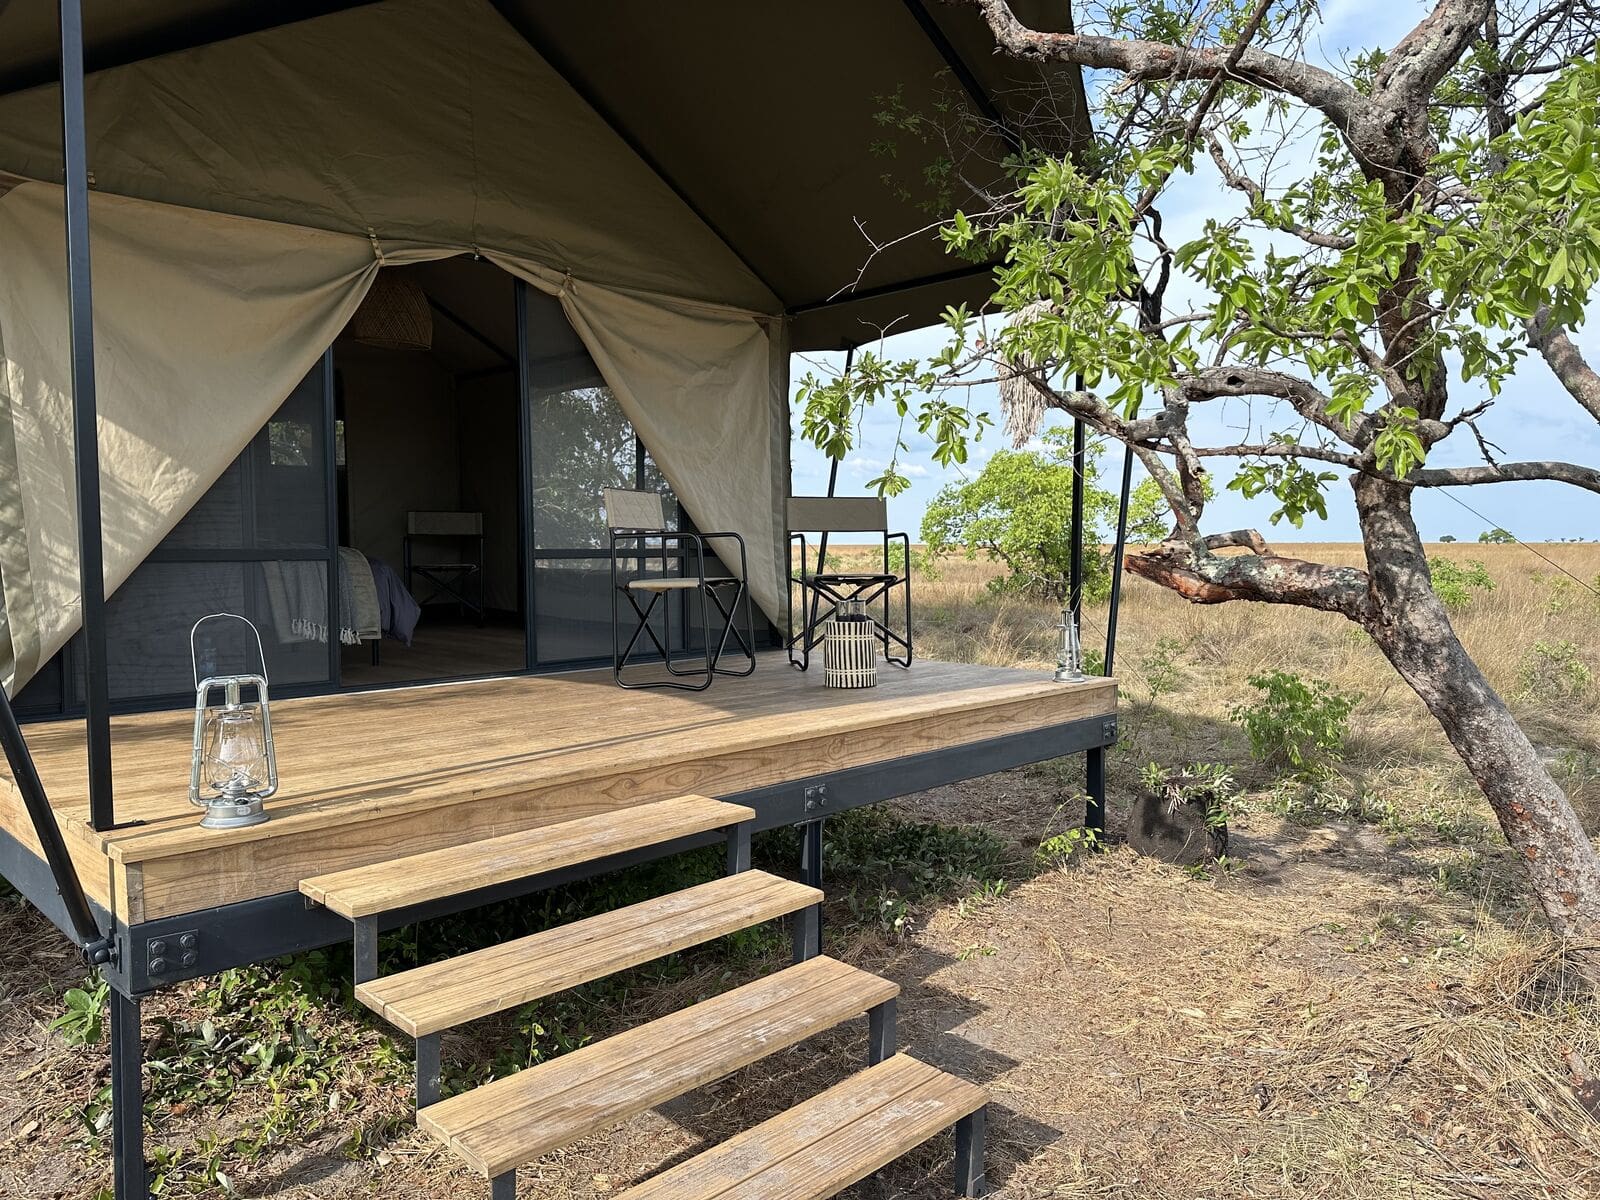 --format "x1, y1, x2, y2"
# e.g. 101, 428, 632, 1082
0, 4, 1117, 1198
